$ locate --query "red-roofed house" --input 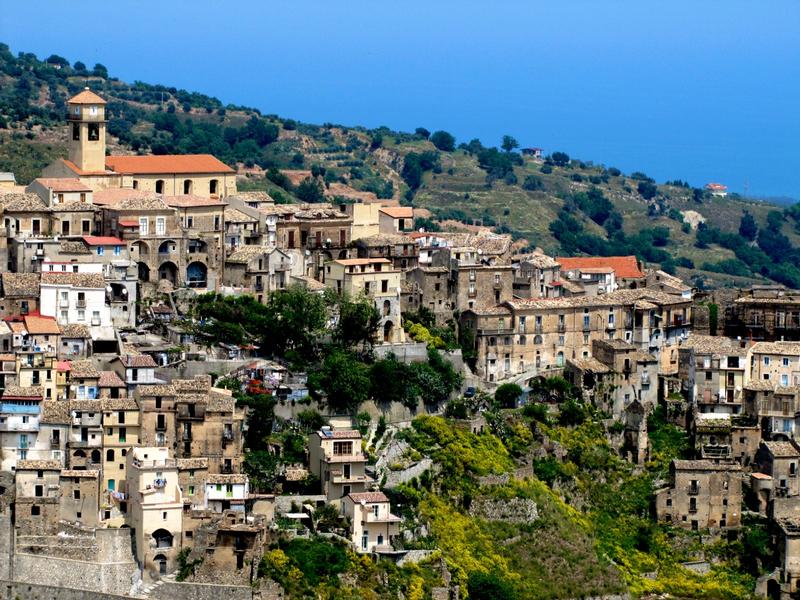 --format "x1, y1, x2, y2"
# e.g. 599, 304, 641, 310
378, 206, 414, 234
27, 177, 93, 207
557, 256, 645, 293
705, 183, 728, 197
